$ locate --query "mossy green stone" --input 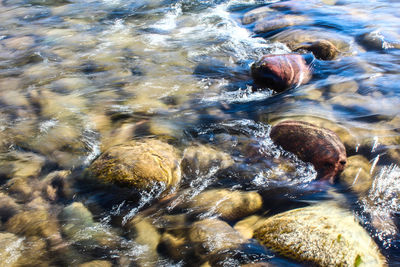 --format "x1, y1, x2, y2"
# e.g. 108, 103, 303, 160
253, 202, 386, 266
